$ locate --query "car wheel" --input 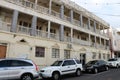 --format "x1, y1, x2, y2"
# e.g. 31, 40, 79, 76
76, 69, 81, 76
105, 66, 109, 71
21, 74, 33, 80
52, 72, 60, 80
94, 68, 98, 74
116, 64, 119, 68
